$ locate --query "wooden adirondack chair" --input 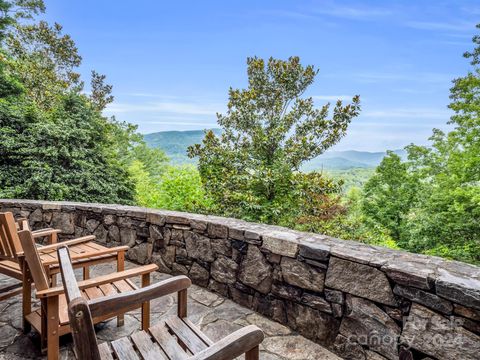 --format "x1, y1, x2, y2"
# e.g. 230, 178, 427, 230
0, 212, 61, 300
57, 246, 264, 360
18, 229, 160, 360
0, 212, 129, 331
